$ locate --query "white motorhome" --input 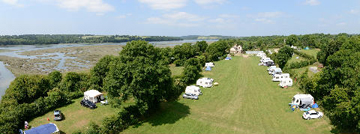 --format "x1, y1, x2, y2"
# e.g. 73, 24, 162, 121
185, 85, 202, 96
279, 78, 293, 87
290, 94, 314, 108
205, 62, 215, 68
260, 57, 271, 63
257, 52, 266, 57
267, 66, 276, 71
196, 78, 214, 88
272, 73, 290, 82
271, 68, 282, 75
